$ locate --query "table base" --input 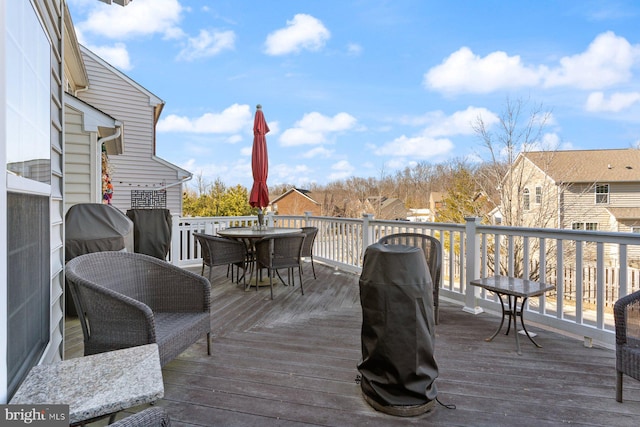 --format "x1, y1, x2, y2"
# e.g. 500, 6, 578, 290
487, 293, 542, 355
